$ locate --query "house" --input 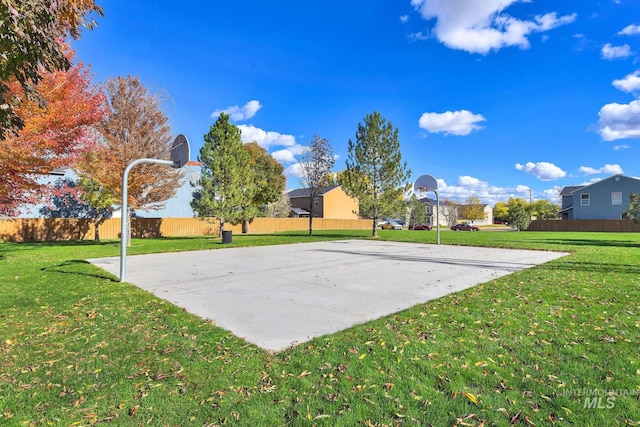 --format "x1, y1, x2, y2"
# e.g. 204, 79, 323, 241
558, 174, 640, 220
288, 185, 358, 219
419, 198, 493, 226
418, 197, 440, 226
558, 185, 585, 220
